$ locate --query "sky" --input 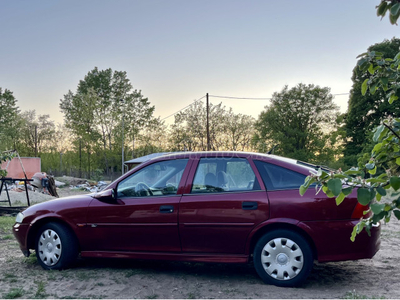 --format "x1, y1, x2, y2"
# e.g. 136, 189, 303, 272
1, 0, 399, 125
